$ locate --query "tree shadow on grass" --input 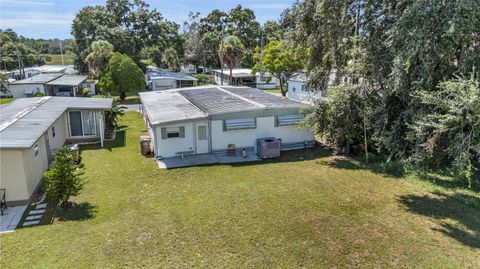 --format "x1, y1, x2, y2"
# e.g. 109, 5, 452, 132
80, 128, 127, 152
55, 202, 97, 222
398, 192, 480, 249
320, 156, 408, 179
